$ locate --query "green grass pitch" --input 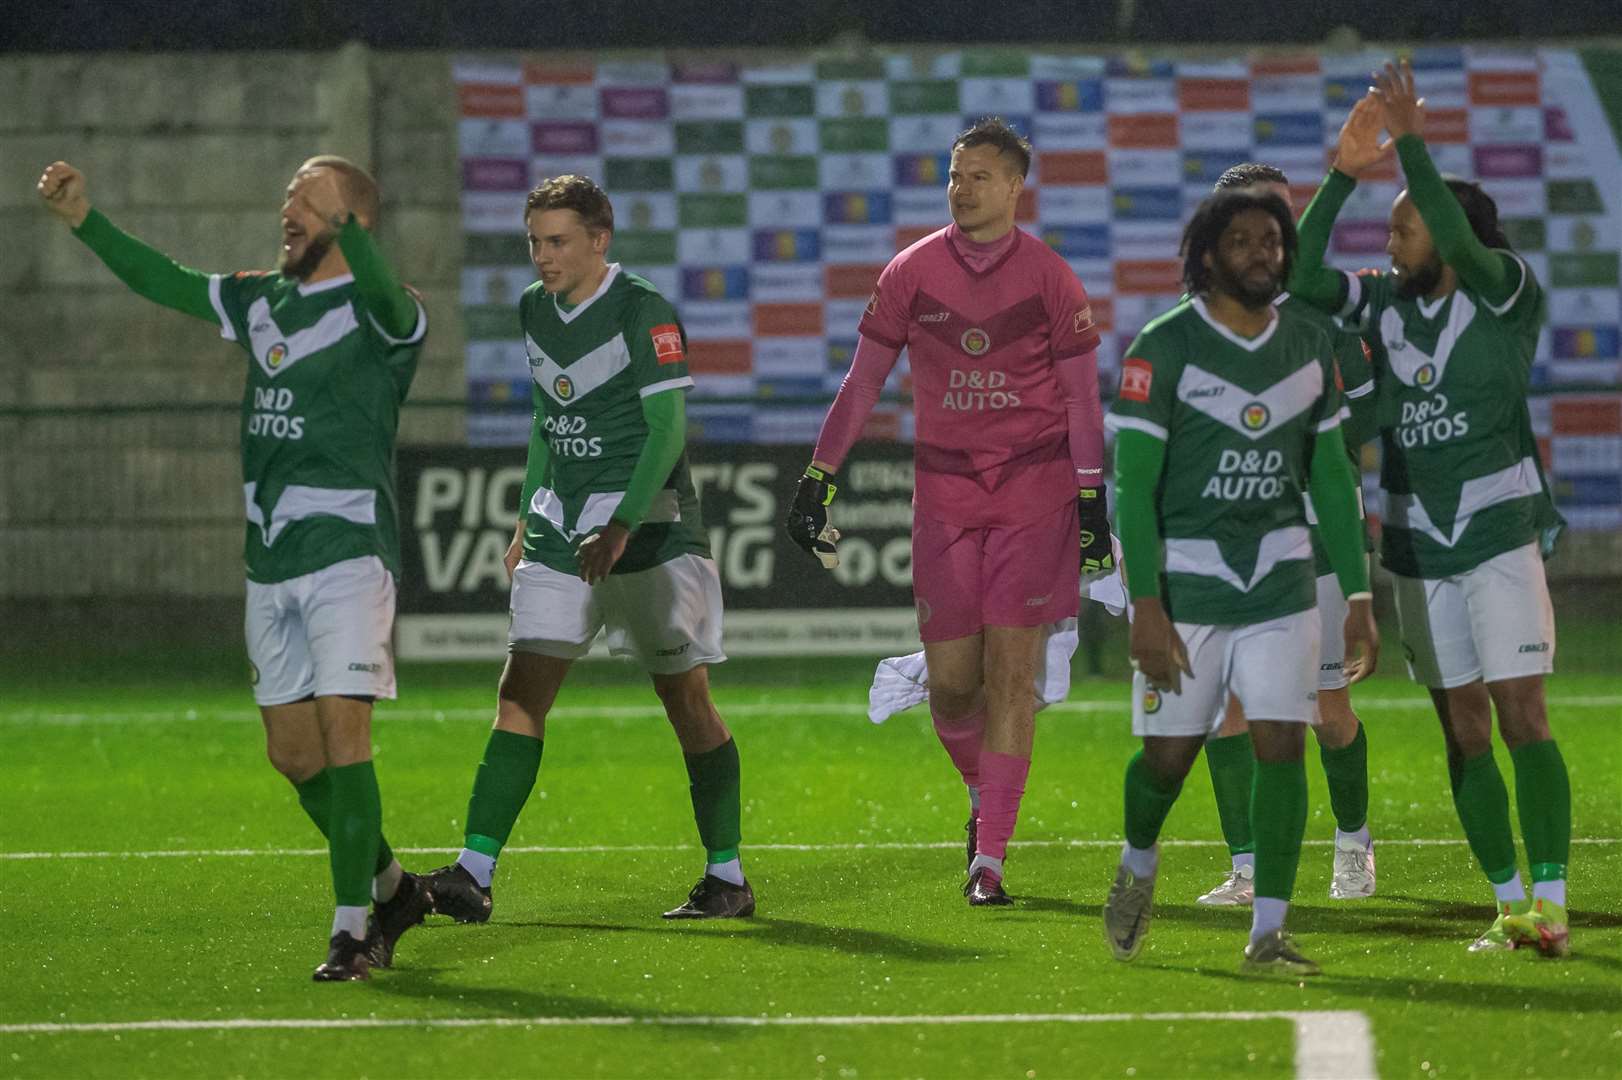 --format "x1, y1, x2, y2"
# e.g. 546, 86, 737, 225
2, 651, 1618, 1079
